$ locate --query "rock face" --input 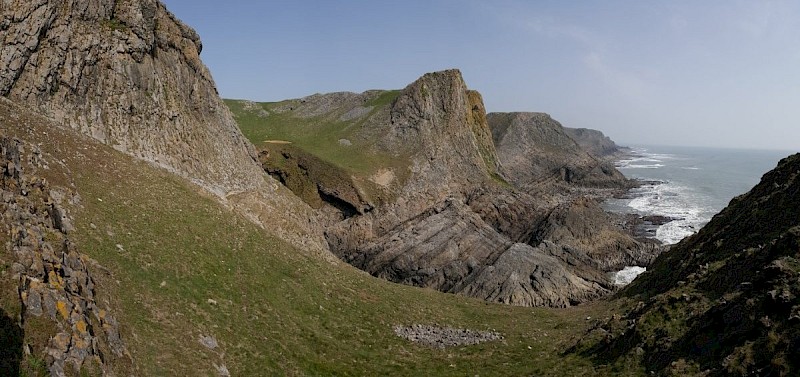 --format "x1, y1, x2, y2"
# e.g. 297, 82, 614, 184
487, 112, 629, 190
0, 0, 327, 253
0, 0, 259, 195
248, 69, 659, 307
562, 127, 625, 159
574, 154, 800, 375
533, 197, 661, 272
0, 136, 131, 376
330, 198, 613, 307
